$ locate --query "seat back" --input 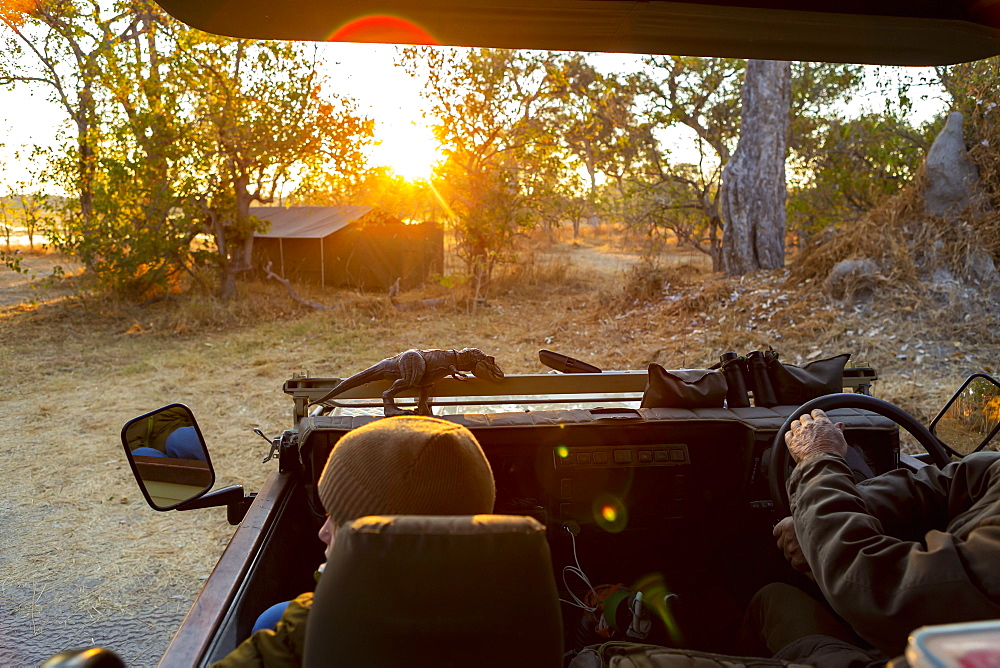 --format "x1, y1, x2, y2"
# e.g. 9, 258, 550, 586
304, 514, 563, 667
